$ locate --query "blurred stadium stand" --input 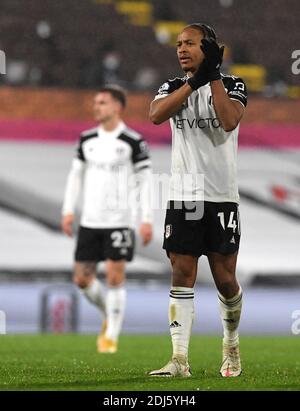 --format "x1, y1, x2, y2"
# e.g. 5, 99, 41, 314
0, 0, 300, 95
0, 1, 300, 334
0, 89, 299, 286
1, 135, 300, 285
